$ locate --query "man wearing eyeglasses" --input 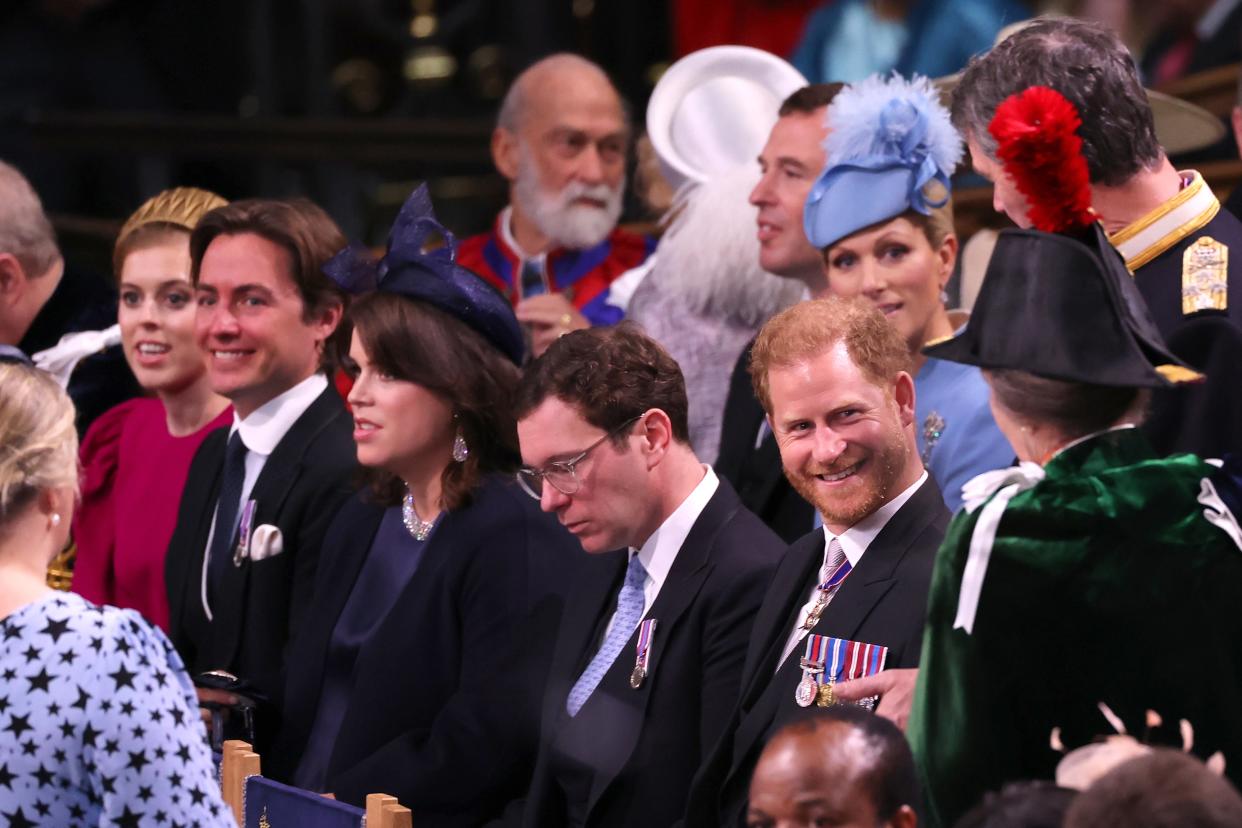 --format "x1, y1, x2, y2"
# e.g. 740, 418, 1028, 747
512, 322, 784, 828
